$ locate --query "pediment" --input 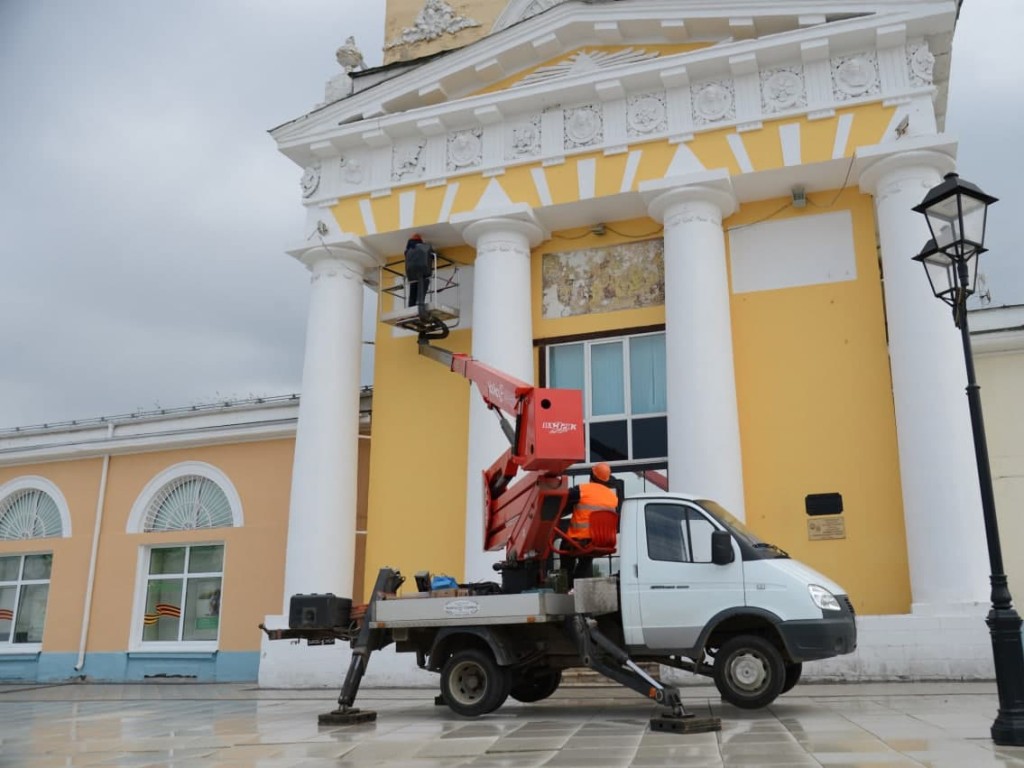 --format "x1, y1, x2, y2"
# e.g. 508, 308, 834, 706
271, 0, 953, 222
